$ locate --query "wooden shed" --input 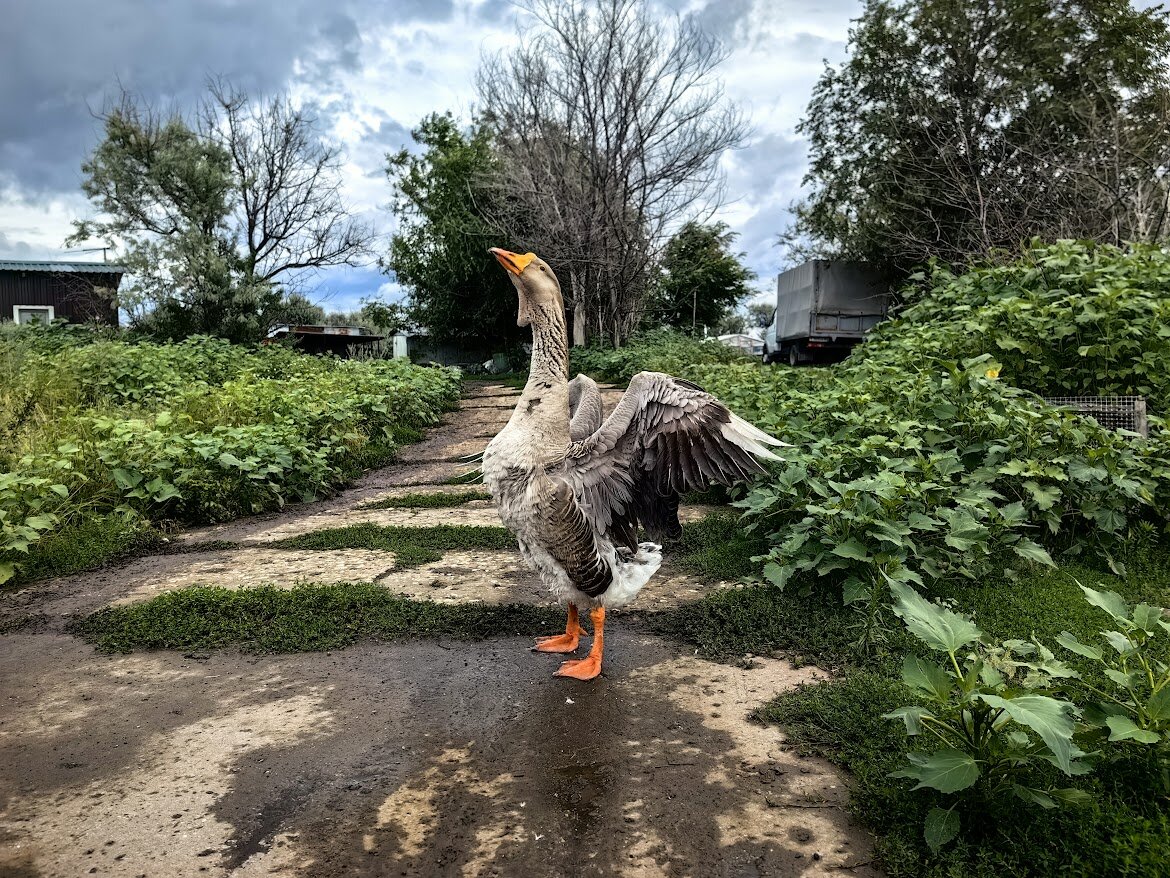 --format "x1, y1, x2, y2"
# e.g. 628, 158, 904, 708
0, 260, 125, 326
